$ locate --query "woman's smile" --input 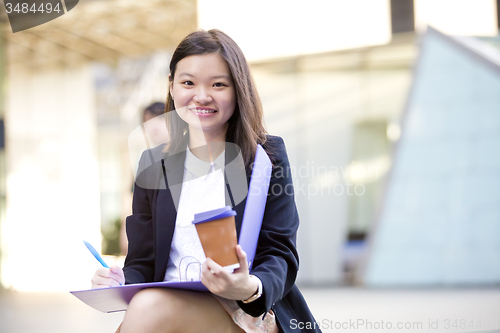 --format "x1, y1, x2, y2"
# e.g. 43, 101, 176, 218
190, 106, 218, 115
